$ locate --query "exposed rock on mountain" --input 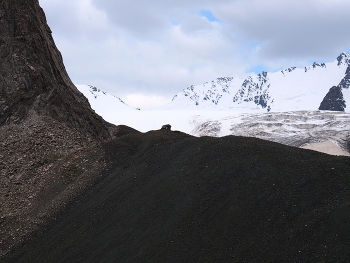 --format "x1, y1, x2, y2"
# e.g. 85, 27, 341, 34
338, 64, 350, 89
160, 52, 350, 112
0, 0, 110, 140
0, 0, 112, 257
232, 71, 272, 111
319, 86, 346, 111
